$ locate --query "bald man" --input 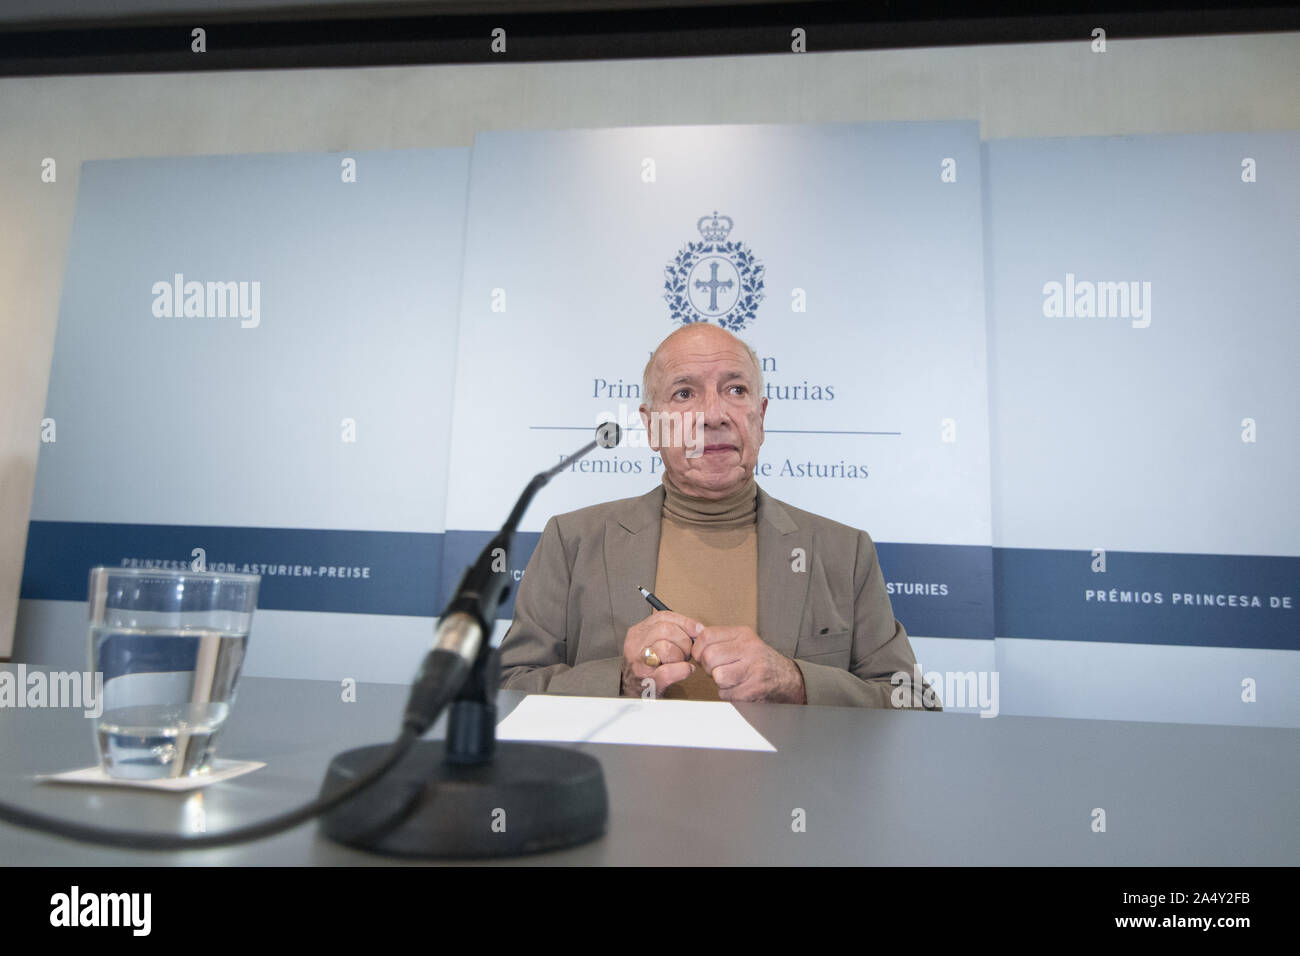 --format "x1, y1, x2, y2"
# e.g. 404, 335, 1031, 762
498, 323, 939, 709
